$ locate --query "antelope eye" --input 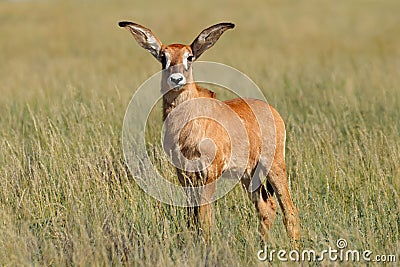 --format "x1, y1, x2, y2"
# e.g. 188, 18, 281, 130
187, 55, 194, 62
160, 53, 167, 68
